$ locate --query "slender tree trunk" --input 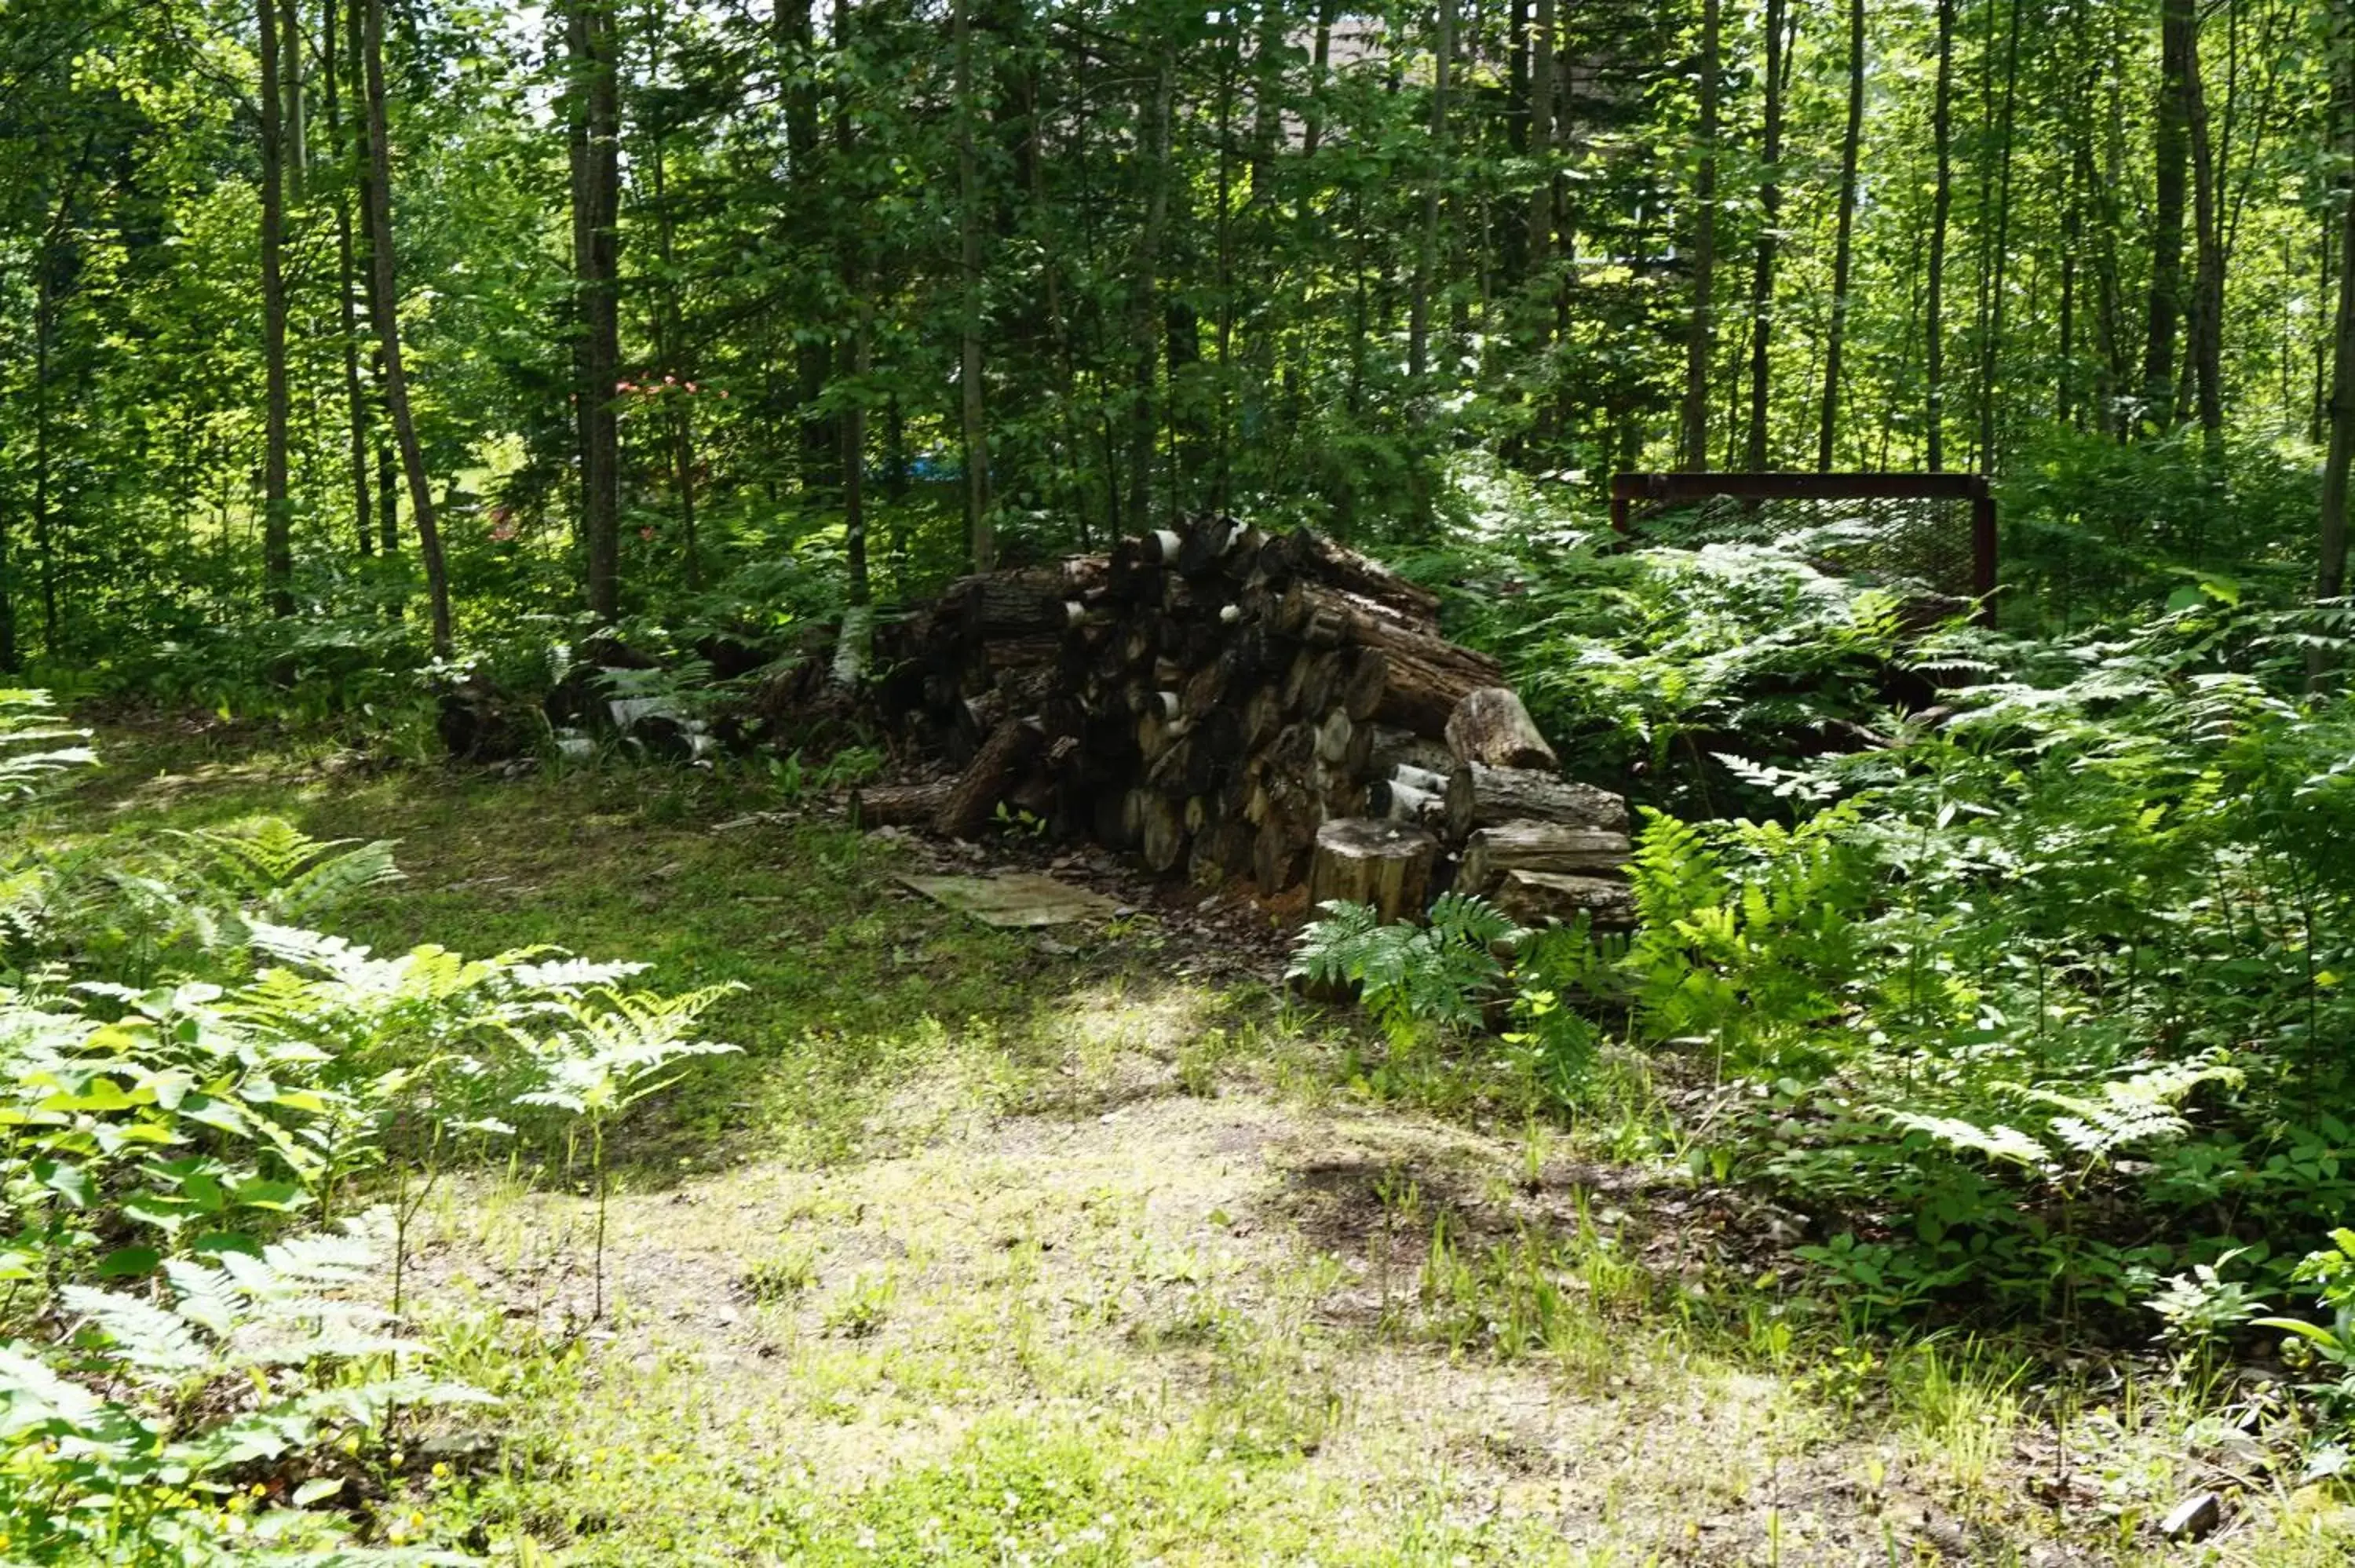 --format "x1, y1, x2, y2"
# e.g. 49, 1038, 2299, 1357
781, 0, 834, 502
1526, 0, 1554, 272
360, 0, 452, 655
955, 0, 994, 567
279, 0, 306, 195
1410, 0, 1452, 384
835, 0, 867, 603
1123, 39, 1175, 533
2144, 0, 2193, 426
259, 0, 294, 616
1926, 0, 1955, 469
1974, 0, 2023, 470
326, 0, 371, 554
1817, 0, 1862, 471
2320, 6, 2355, 673
2185, 9, 2225, 439
568, 0, 622, 618
1679, 0, 1720, 471
1743, 0, 1787, 471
